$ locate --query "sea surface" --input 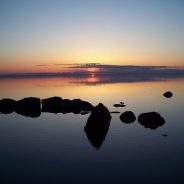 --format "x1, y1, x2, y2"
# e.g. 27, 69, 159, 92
0, 77, 184, 184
